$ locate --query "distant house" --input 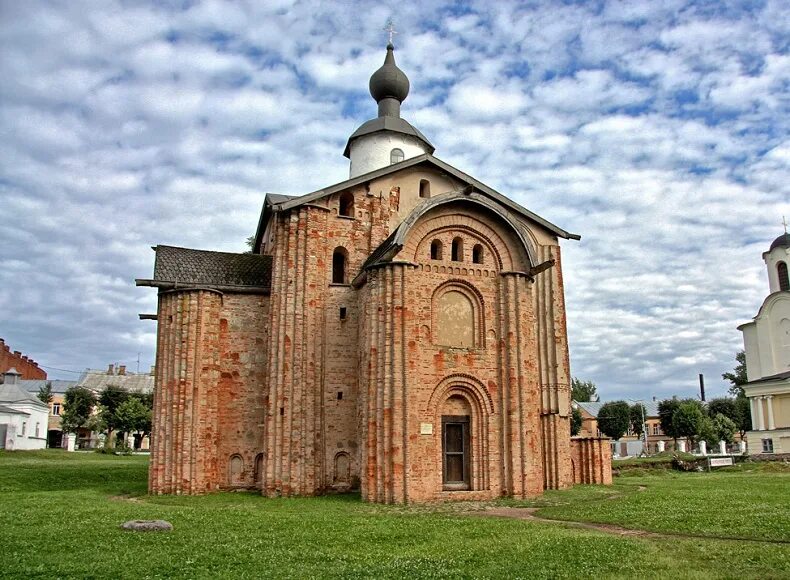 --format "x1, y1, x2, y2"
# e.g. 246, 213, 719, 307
0, 369, 49, 450
22, 378, 78, 448
574, 400, 671, 457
